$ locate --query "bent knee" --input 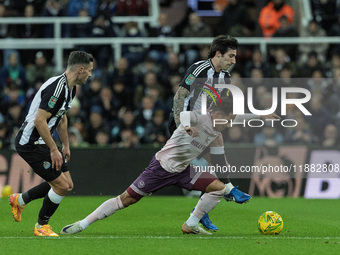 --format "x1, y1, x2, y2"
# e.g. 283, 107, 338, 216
68, 183, 74, 192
